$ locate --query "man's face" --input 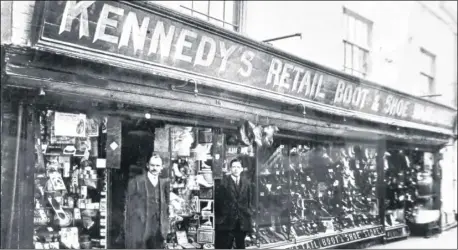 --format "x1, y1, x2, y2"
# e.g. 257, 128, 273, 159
82, 216, 93, 228
148, 157, 163, 176
230, 161, 243, 177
